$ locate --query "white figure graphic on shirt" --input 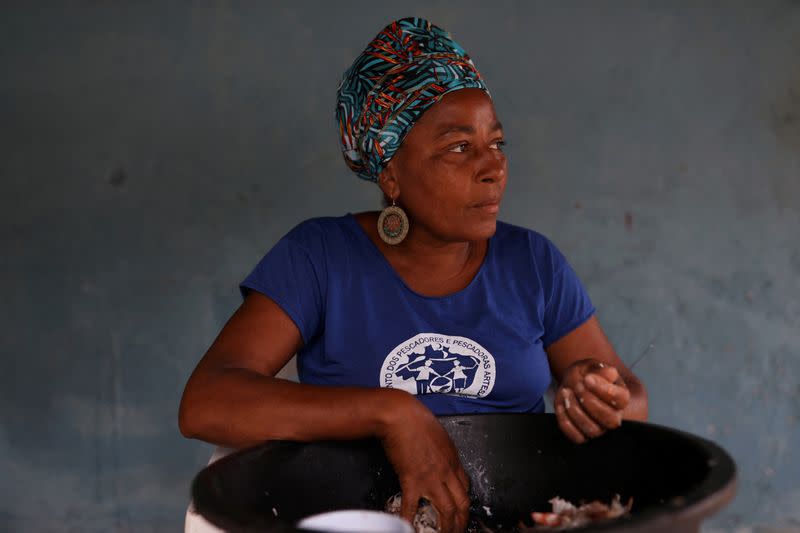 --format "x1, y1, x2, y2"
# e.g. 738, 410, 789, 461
414, 360, 438, 394
446, 360, 469, 392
